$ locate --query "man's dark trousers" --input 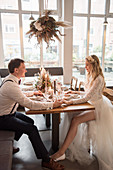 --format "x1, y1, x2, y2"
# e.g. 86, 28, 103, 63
0, 112, 49, 160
